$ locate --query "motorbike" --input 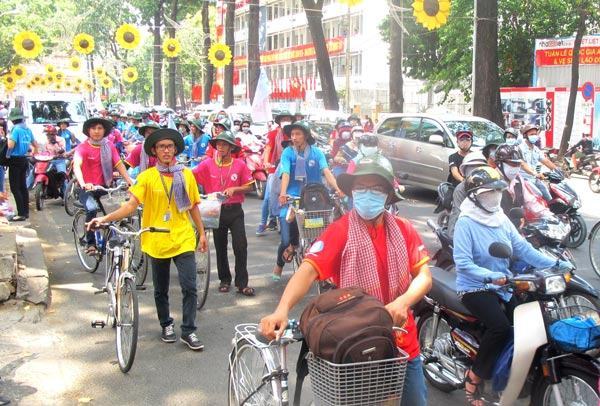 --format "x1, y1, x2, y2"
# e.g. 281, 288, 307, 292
31, 153, 69, 211
433, 182, 454, 228
589, 165, 600, 193
242, 143, 267, 200
545, 170, 587, 248
416, 243, 600, 405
